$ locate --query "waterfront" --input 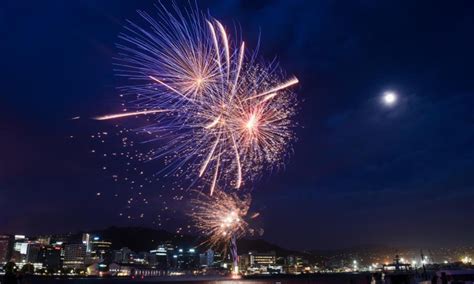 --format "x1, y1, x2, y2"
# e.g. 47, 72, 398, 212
11, 273, 372, 284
